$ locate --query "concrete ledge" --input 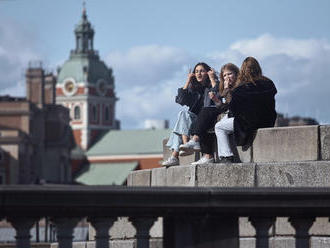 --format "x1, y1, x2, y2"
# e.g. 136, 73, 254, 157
253, 125, 319, 162
236, 146, 252, 163
196, 163, 256, 187
127, 169, 151, 186
130, 160, 330, 188
151, 167, 167, 186
320, 125, 330, 160
166, 165, 196, 186
256, 161, 330, 187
